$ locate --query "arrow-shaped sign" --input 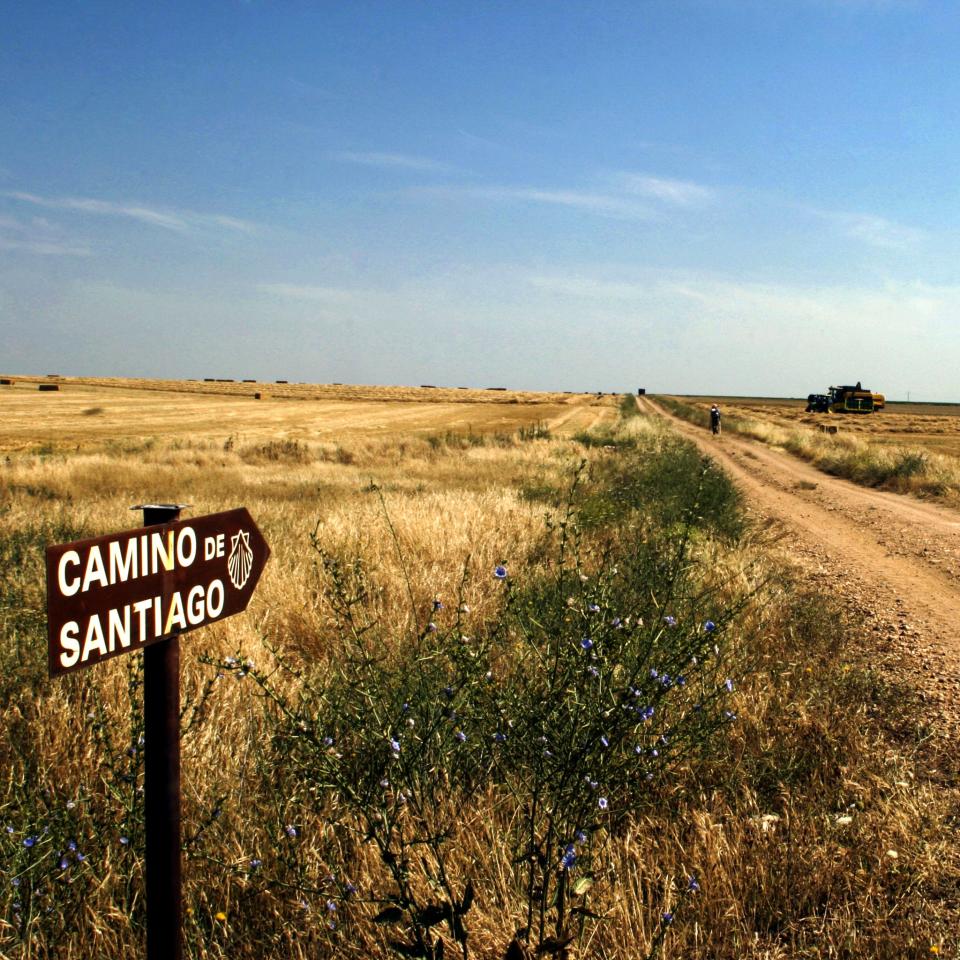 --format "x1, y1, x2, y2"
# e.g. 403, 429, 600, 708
46, 507, 270, 677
